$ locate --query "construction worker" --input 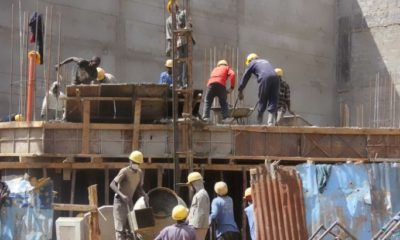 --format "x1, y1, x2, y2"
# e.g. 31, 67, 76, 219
110, 150, 148, 240
186, 171, 210, 240
0, 113, 23, 122
92, 67, 116, 84
238, 53, 279, 125
243, 187, 256, 240
40, 81, 66, 120
55, 56, 101, 85
210, 181, 240, 240
165, 0, 194, 87
159, 59, 173, 86
155, 204, 196, 240
202, 60, 235, 123
275, 68, 294, 123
